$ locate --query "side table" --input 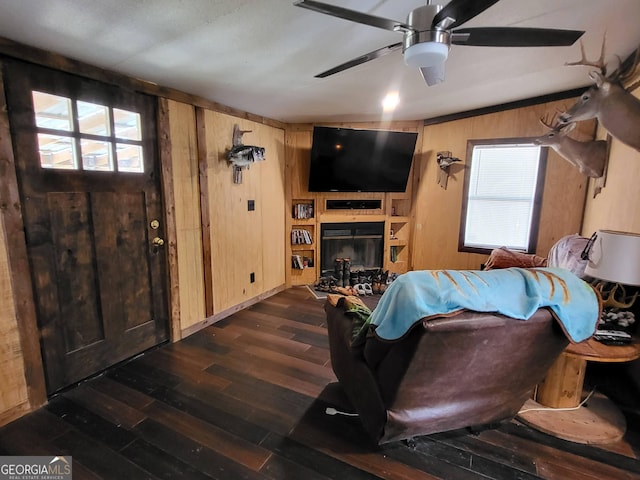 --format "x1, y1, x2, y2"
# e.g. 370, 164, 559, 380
517, 337, 640, 444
